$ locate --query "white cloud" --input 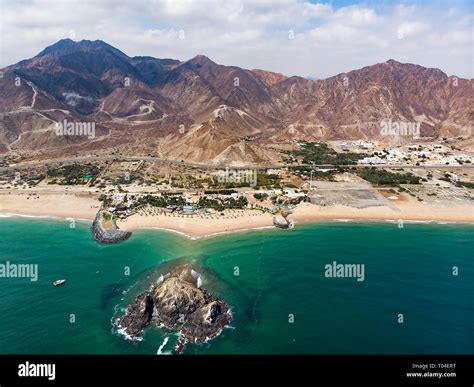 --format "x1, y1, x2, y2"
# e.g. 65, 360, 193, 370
396, 21, 428, 38
393, 4, 417, 18
0, 0, 472, 79
329, 6, 379, 27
